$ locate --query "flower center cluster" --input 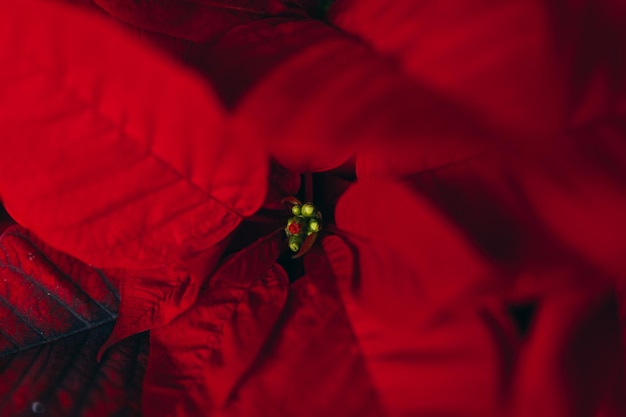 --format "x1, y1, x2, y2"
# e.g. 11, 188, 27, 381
283, 198, 323, 258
